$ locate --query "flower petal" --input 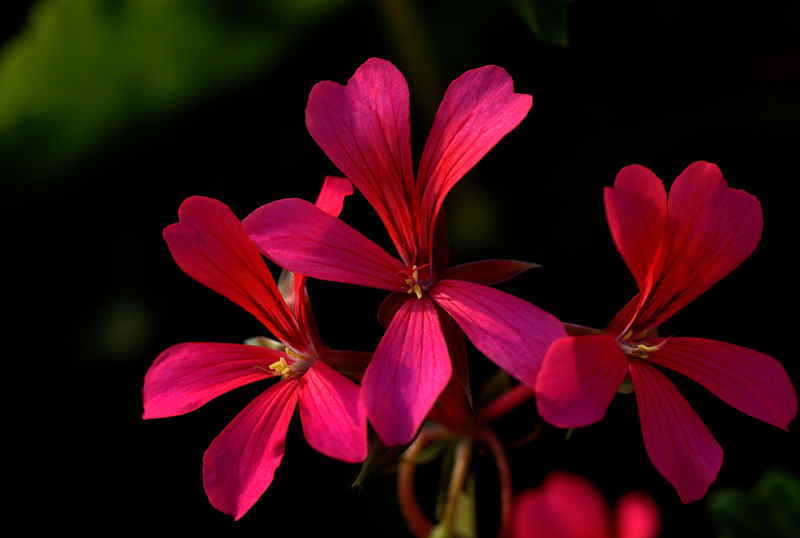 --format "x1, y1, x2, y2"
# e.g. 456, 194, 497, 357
314, 175, 354, 218
306, 58, 417, 260
647, 337, 797, 430
513, 471, 611, 538
614, 492, 661, 538
430, 279, 566, 388
418, 66, 532, 257
244, 198, 407, 291
535, 335, 629, 428
628, 359, 722, 503
277, 175, 354, 335
297, 360, 368, 462
164, 196, 305, 347
604, 164, 668, 302
361, 297, 450, 445
440, 260, 539, 286
143, 342, 277, 419
203, 378, 299, 520
637, 161, 763, 329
